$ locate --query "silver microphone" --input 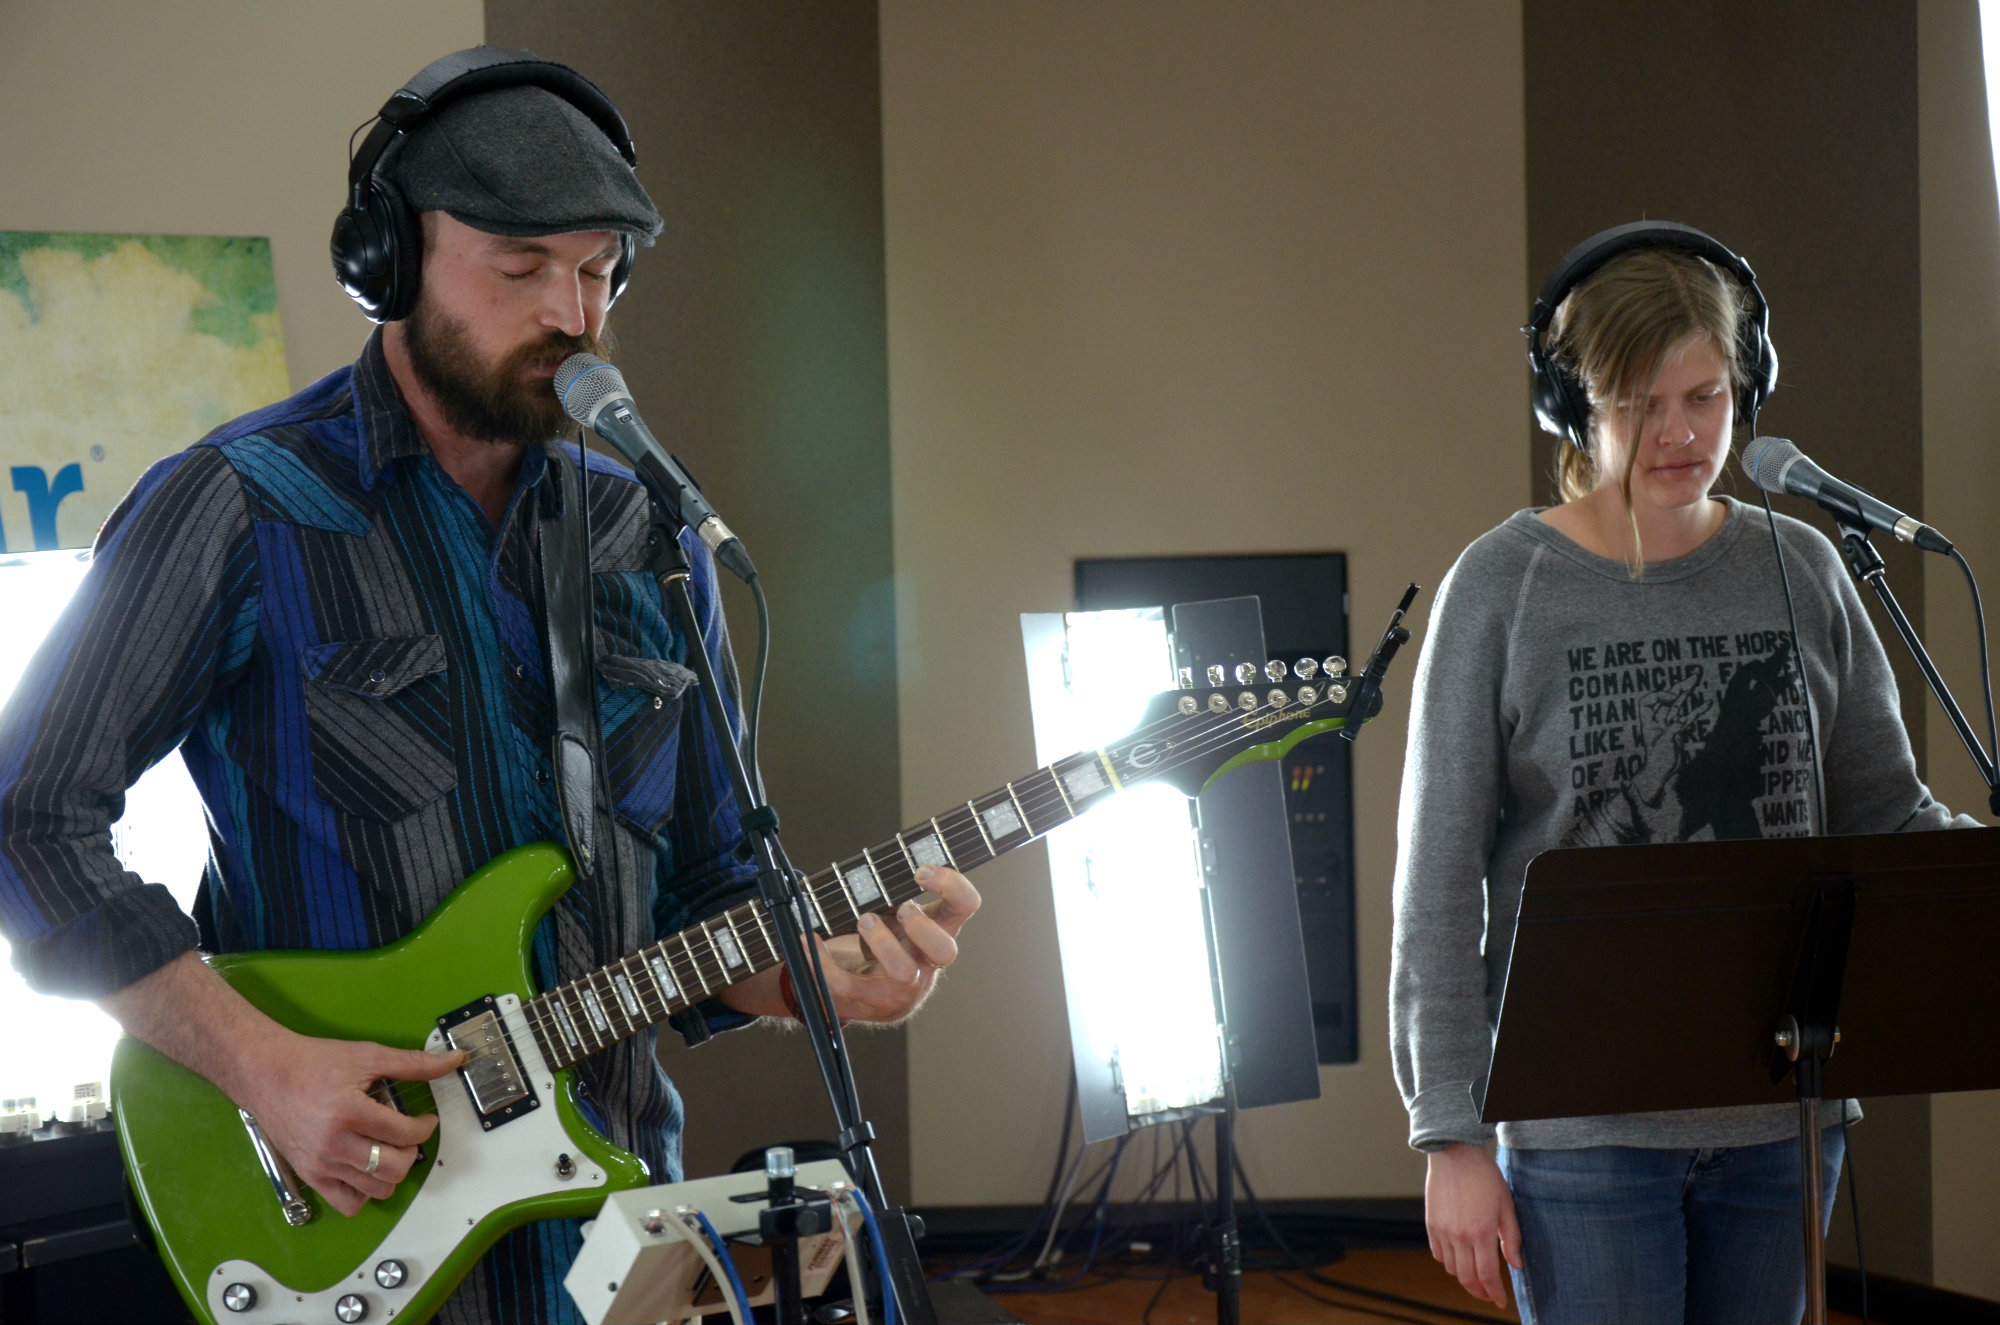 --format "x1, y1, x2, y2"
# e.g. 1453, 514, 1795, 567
1741, 436, 1952, 554
554, 353, 755, 581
